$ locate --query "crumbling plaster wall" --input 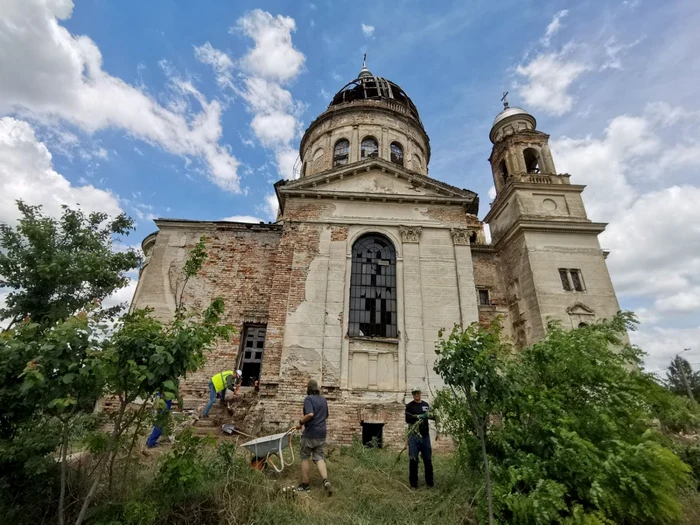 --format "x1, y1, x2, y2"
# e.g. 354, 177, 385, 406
256, 192, 479, 444
131, 222, 282, 400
